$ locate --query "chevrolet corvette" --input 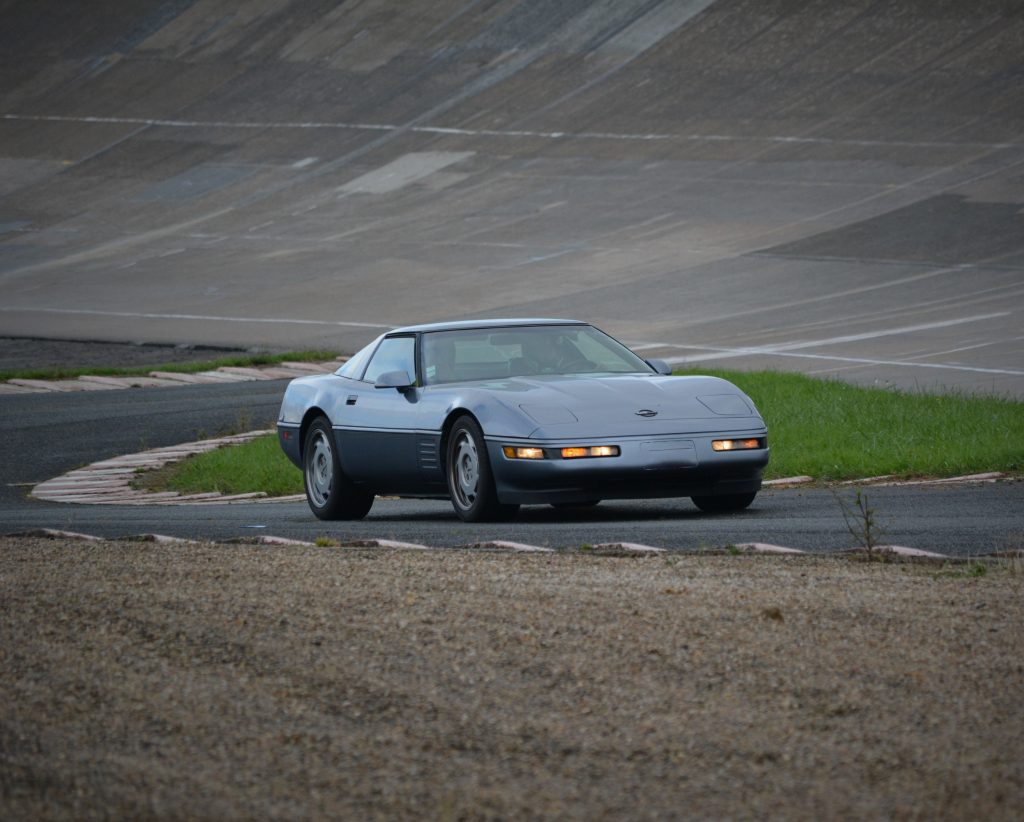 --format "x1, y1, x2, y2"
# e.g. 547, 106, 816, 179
277, 319, 769, 521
